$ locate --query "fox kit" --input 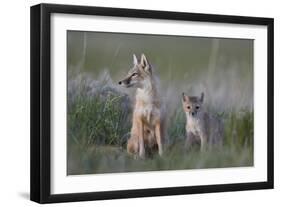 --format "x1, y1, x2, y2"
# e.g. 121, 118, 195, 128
119, 54, 165, 158
182, 92, 223, 151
